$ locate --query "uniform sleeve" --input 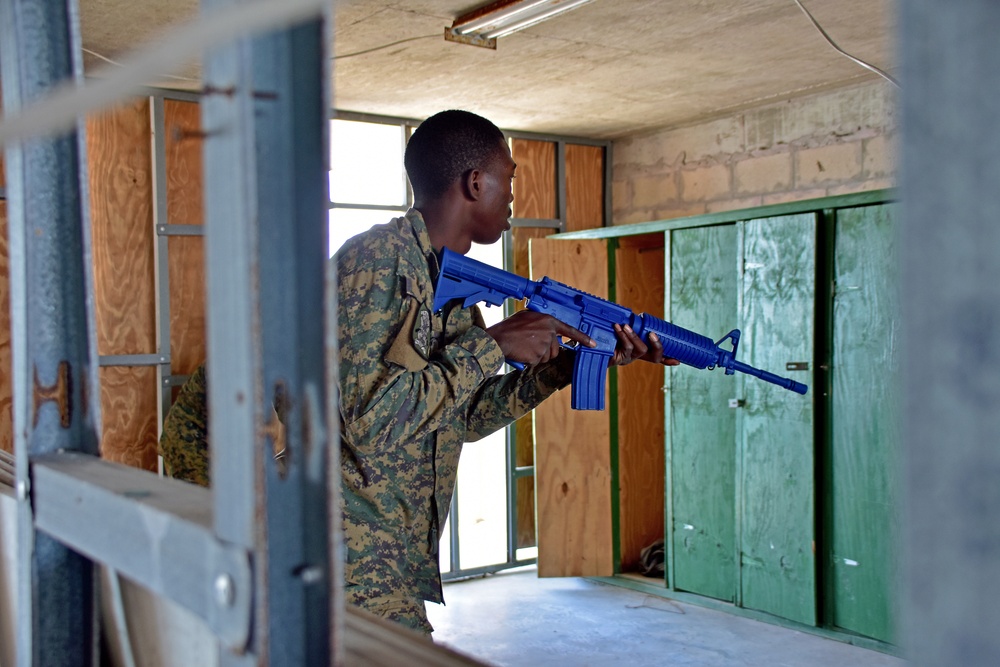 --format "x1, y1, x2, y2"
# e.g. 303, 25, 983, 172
158, 363, 210, 487
463, 351, 575, 441
337, 251, 505, 455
